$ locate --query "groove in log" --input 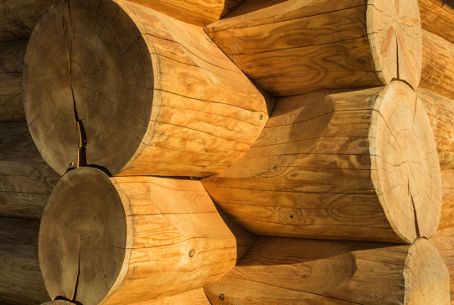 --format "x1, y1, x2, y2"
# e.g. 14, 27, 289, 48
39, 167, 237, 305
204, 0, 422, 97
24, 0, 269, 177
420, 30, 454, 100
0, 217, 50, 305
205, 237, 450, 305
202, 81, 442, 243
418, 88, 454, 170
125, 0, 243, 26
419, 0, 454, 45
0, 122, 59, 219
0, 39, 27, 121
0, 0, 56, 42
